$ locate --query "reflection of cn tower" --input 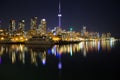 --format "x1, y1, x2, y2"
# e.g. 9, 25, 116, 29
58, 54, 62, 70
58, 0, 62, 27
51, 45, 62, 69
